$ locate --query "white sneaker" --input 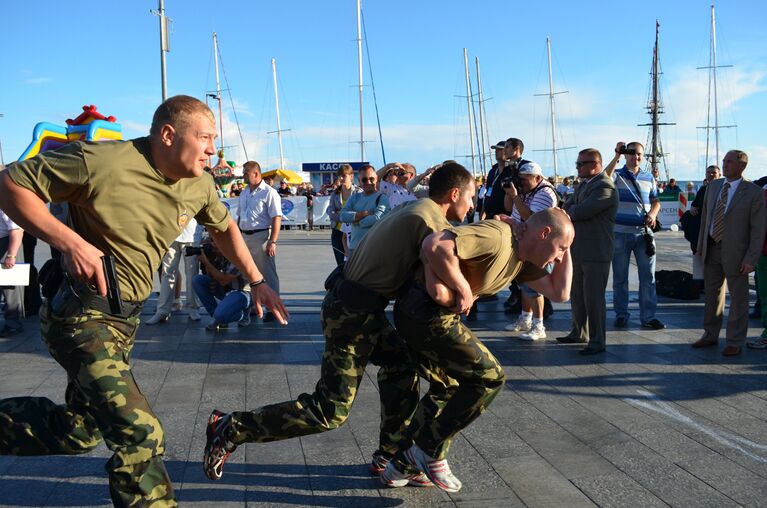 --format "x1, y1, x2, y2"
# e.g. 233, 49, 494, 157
188, 309, 201, 321
380, 460, 433, 488
519, 322, 546, 341
145, 313, 169, 325
403, 444, 461, 493
505, 316, 532, 332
